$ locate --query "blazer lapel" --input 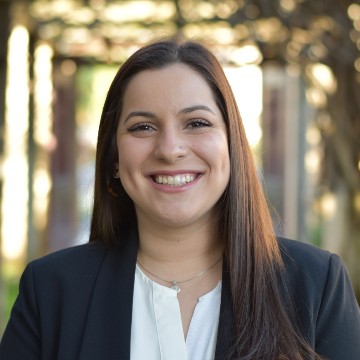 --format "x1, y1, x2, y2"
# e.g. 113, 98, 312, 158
78, 227, 138, 360
215, 261, 234, 360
